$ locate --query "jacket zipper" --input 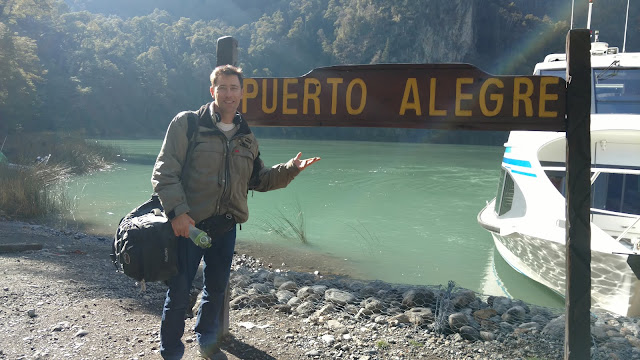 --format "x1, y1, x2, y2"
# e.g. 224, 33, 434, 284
217, 138, 232, 214
214, 116, 246, 214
